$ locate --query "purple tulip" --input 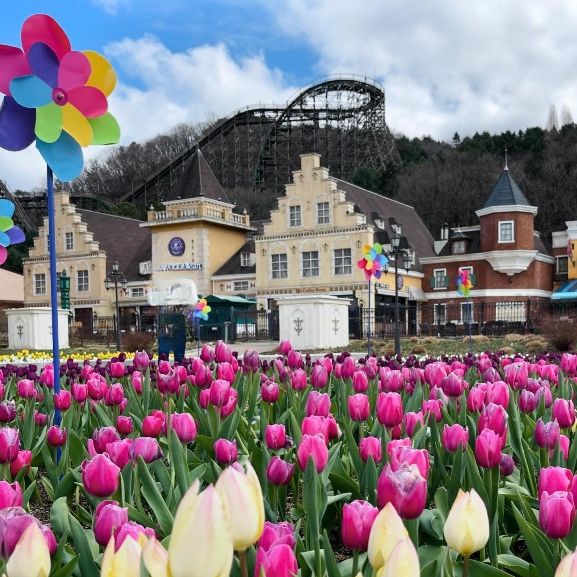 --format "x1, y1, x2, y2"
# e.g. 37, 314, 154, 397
82, 454, 121, 497
94, 500, 129, 546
